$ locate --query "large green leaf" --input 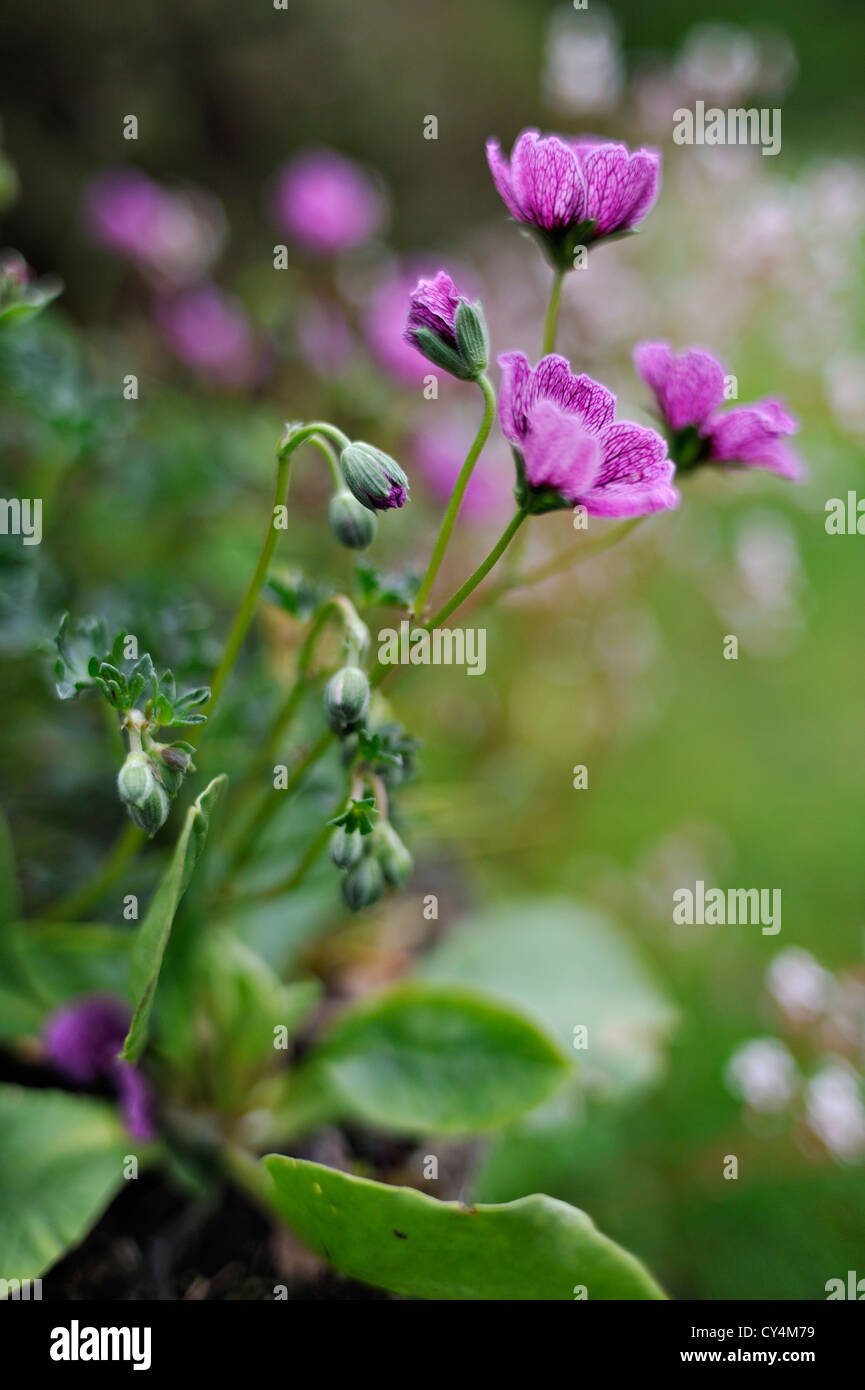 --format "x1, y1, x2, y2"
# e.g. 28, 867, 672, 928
0, 923, 134, 1041
263, 1156, 665, 1301
0, 1085, 132, 1282
122, 775, 226, 1062
301, 982, 571, 1135
417, 898, 676, 1097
